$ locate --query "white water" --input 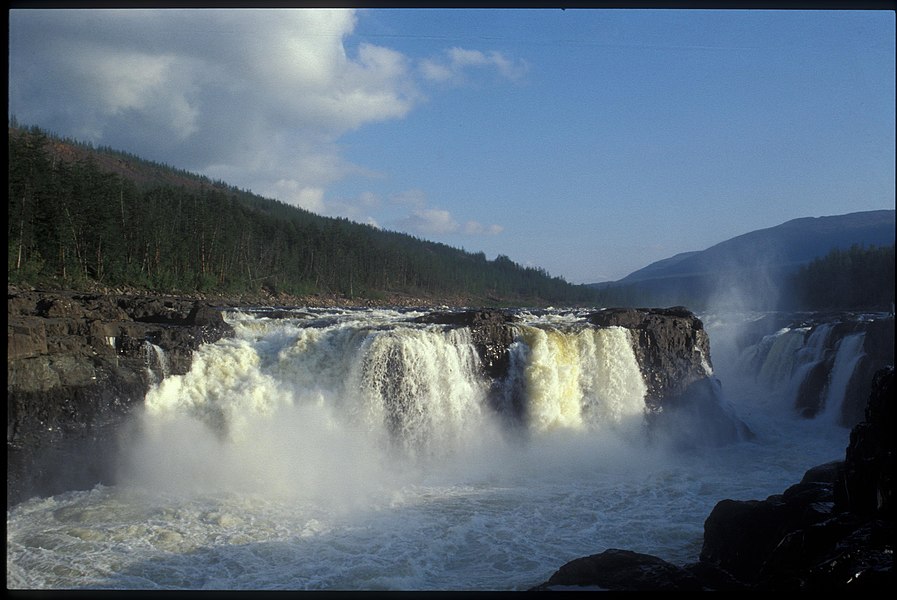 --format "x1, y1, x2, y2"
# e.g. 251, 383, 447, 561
143, 341, 170, 386
7, 309, 854, 591
820, 333, 867, 424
